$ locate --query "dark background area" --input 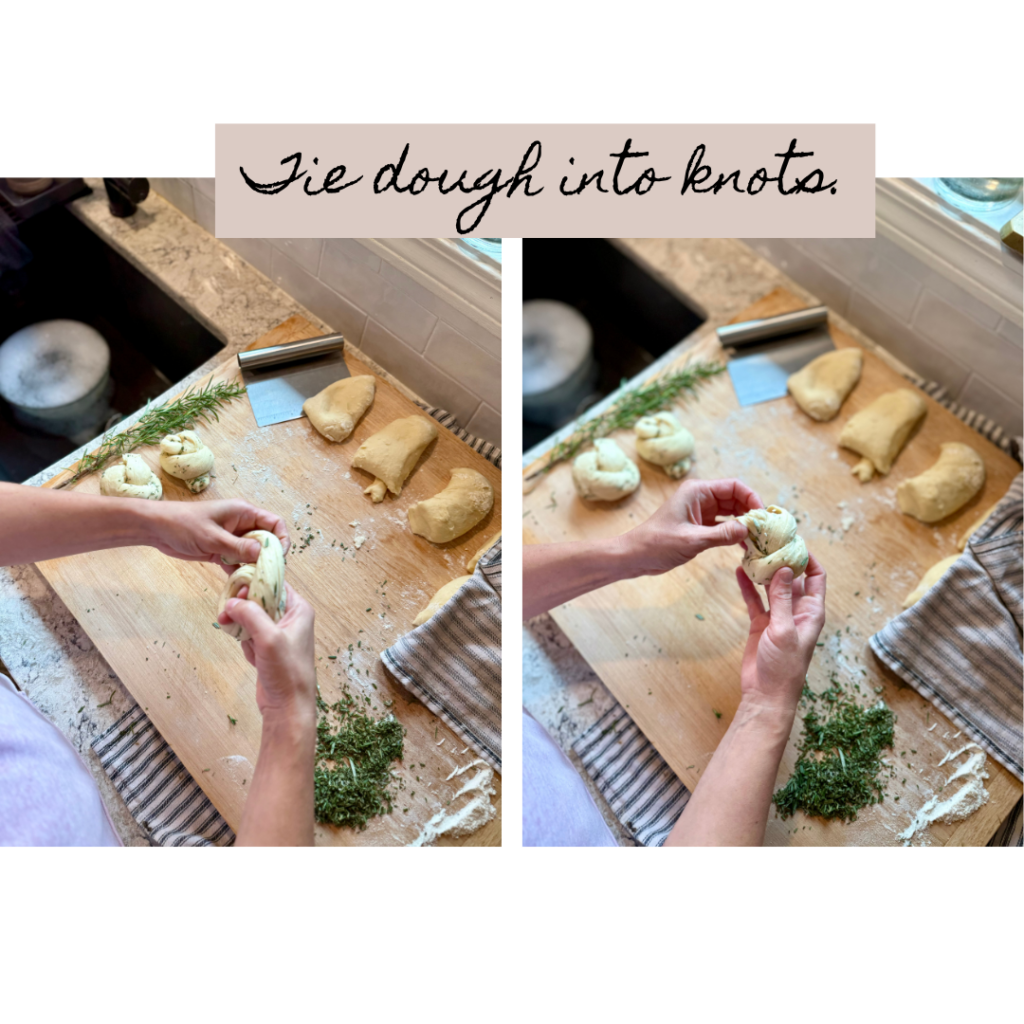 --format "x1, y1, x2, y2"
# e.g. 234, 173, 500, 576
522, 239, 705, 452
0, 207, 222, 481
